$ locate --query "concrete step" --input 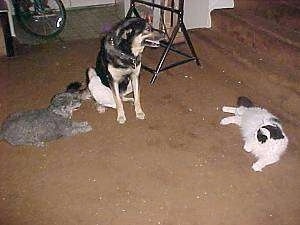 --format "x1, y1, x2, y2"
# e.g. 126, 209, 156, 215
210, 5, 300, 72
